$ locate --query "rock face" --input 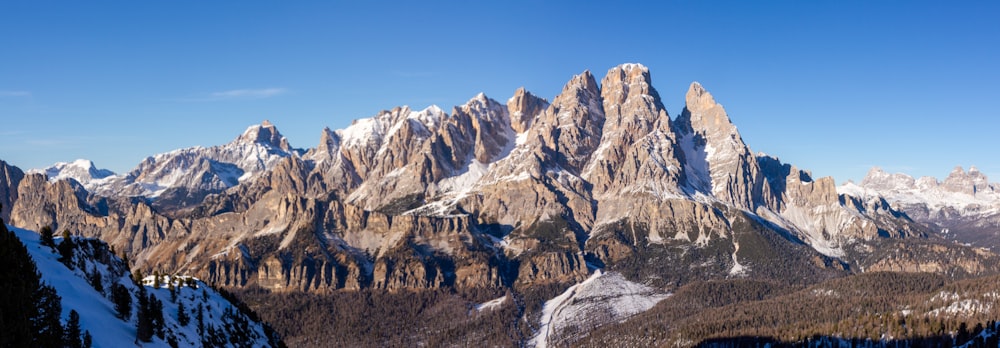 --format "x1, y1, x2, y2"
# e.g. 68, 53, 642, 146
675, 82, 769, 210
0, 160, 25, 220
7, 63, 995, 297
843, 166, 1000, 250
507, 87, 548, 134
